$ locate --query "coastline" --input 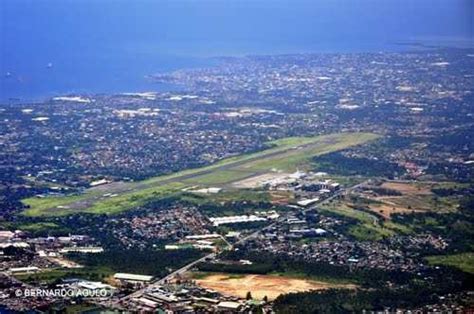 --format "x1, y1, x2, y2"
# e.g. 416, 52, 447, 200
1, 41, 473, 104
